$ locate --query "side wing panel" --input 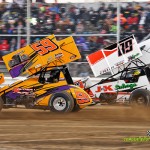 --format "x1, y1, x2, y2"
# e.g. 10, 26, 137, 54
2, 35, 61, 78
28, 36, 81, 74
138, 39, 150, 65
86, 35, 142, 77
